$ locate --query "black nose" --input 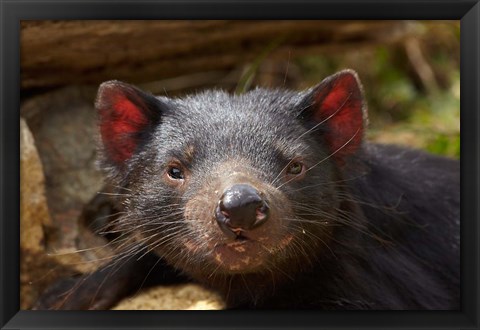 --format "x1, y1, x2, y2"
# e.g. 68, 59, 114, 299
215, 184, 269, 236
